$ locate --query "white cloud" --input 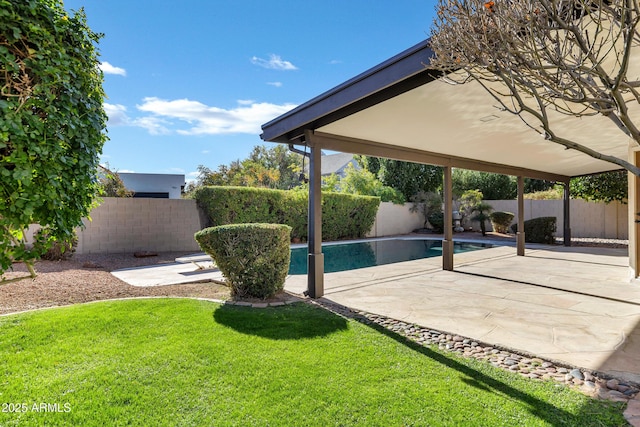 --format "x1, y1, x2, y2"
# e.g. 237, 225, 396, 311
136, 97, 297, 135
251, 54, 298, 71
100, 61, 127, 76
201, 150, 210, 154
131, 116, 171, 135
329, 59, 342, 65
188, 171, 199, 177
104, 103, 129, 126
267, 81, 283, 87
118, 169, 135, 173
